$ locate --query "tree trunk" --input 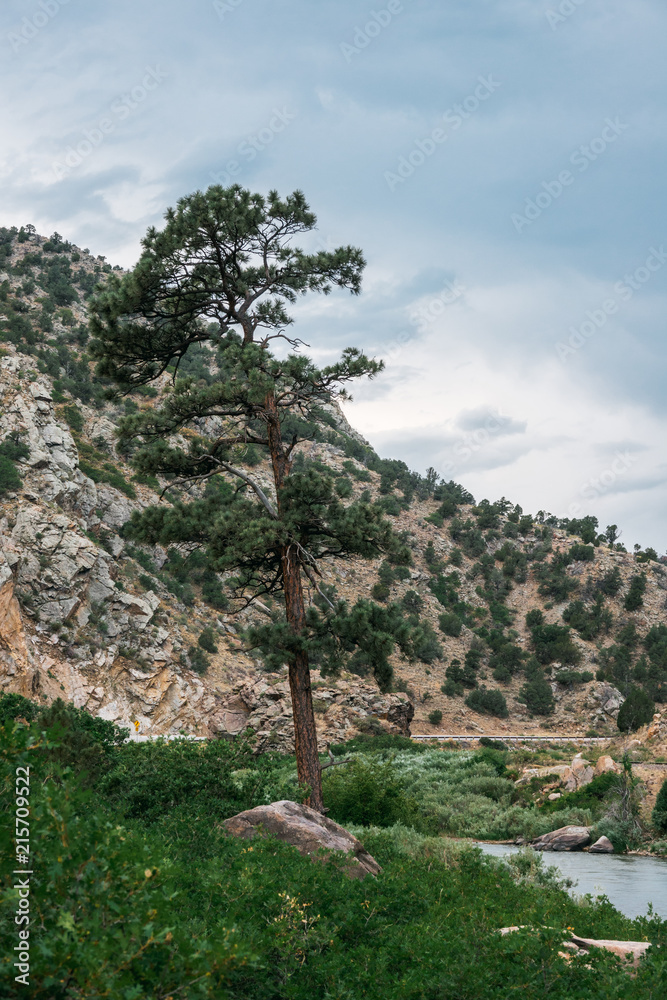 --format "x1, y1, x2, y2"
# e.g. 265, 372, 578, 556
265, 391, 324, 812
282, 544, 324, 812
